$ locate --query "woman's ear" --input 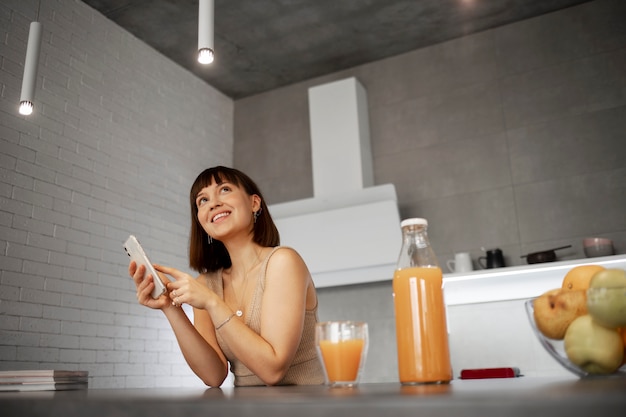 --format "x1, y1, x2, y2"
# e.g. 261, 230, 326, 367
251, 194, 262, 213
